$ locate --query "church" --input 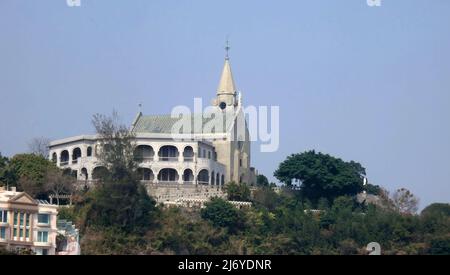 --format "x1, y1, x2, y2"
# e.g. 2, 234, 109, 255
48, 52, 257, 202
